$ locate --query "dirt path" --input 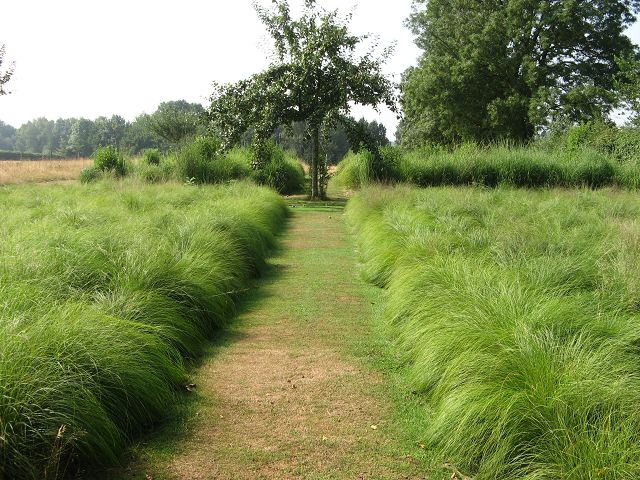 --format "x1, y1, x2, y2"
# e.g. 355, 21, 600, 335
124, 203, 427, 479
